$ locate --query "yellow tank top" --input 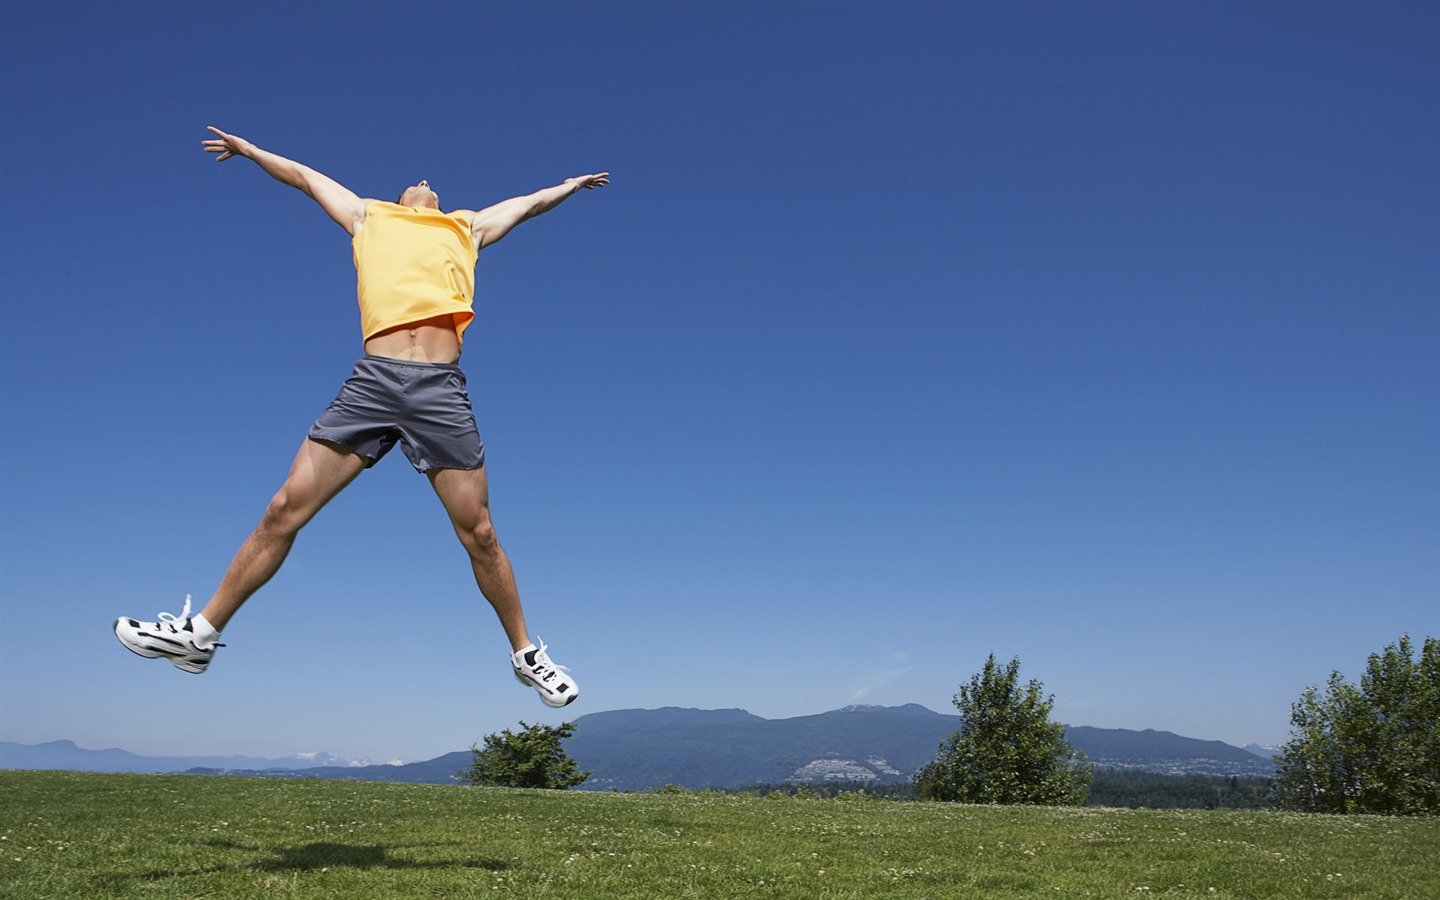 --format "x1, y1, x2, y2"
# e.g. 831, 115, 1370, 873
353, 201, 478, 344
